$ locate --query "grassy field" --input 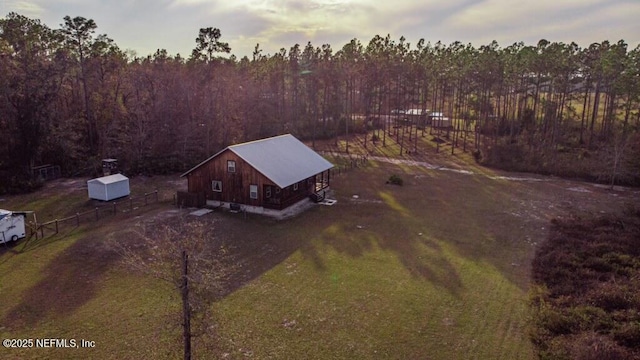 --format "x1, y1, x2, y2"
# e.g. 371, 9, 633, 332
0, 176, 181, 359
1, 151, 638, 359
211, 166, 535, 359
